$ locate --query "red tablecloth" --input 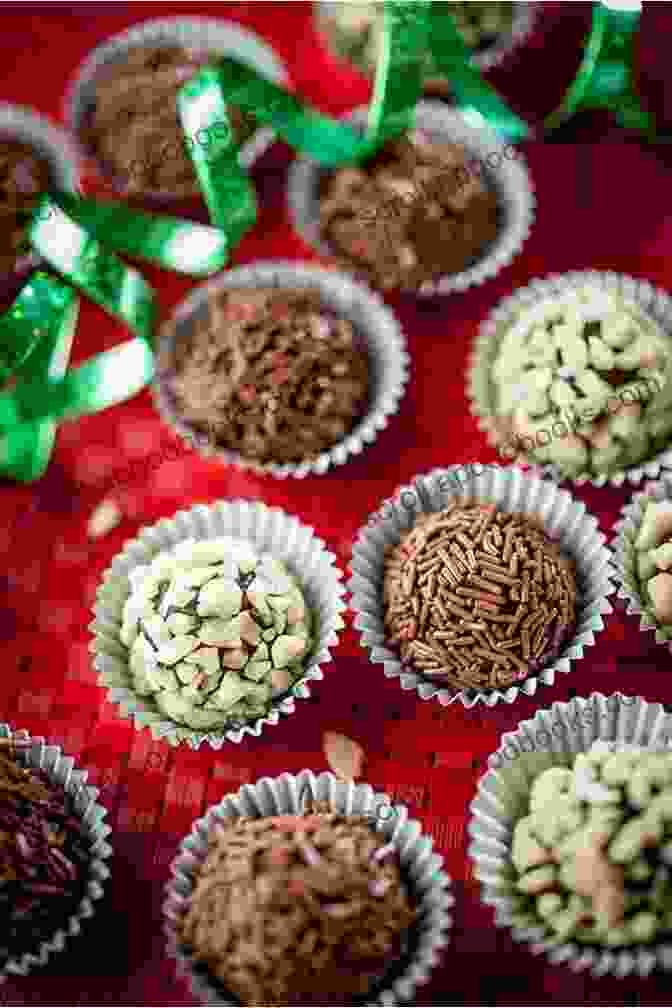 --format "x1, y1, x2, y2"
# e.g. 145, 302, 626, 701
2, 3, 672, 1004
